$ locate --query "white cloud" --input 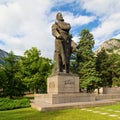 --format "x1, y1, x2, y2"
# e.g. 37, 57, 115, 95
62, 12, 96, 27
0, 0, 95, 58
1, 0, 119, 58
0, 0, 54, 58
95, 19, 120, 47
113, 34, 120, 38
0, 33, 25, 54
80, 0, 120, 47
81, 0, 120, 17
92, 13, 120, 40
